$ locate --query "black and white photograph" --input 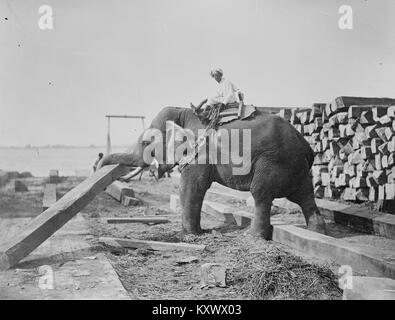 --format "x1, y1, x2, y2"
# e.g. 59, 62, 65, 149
1, 0, 395, 307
